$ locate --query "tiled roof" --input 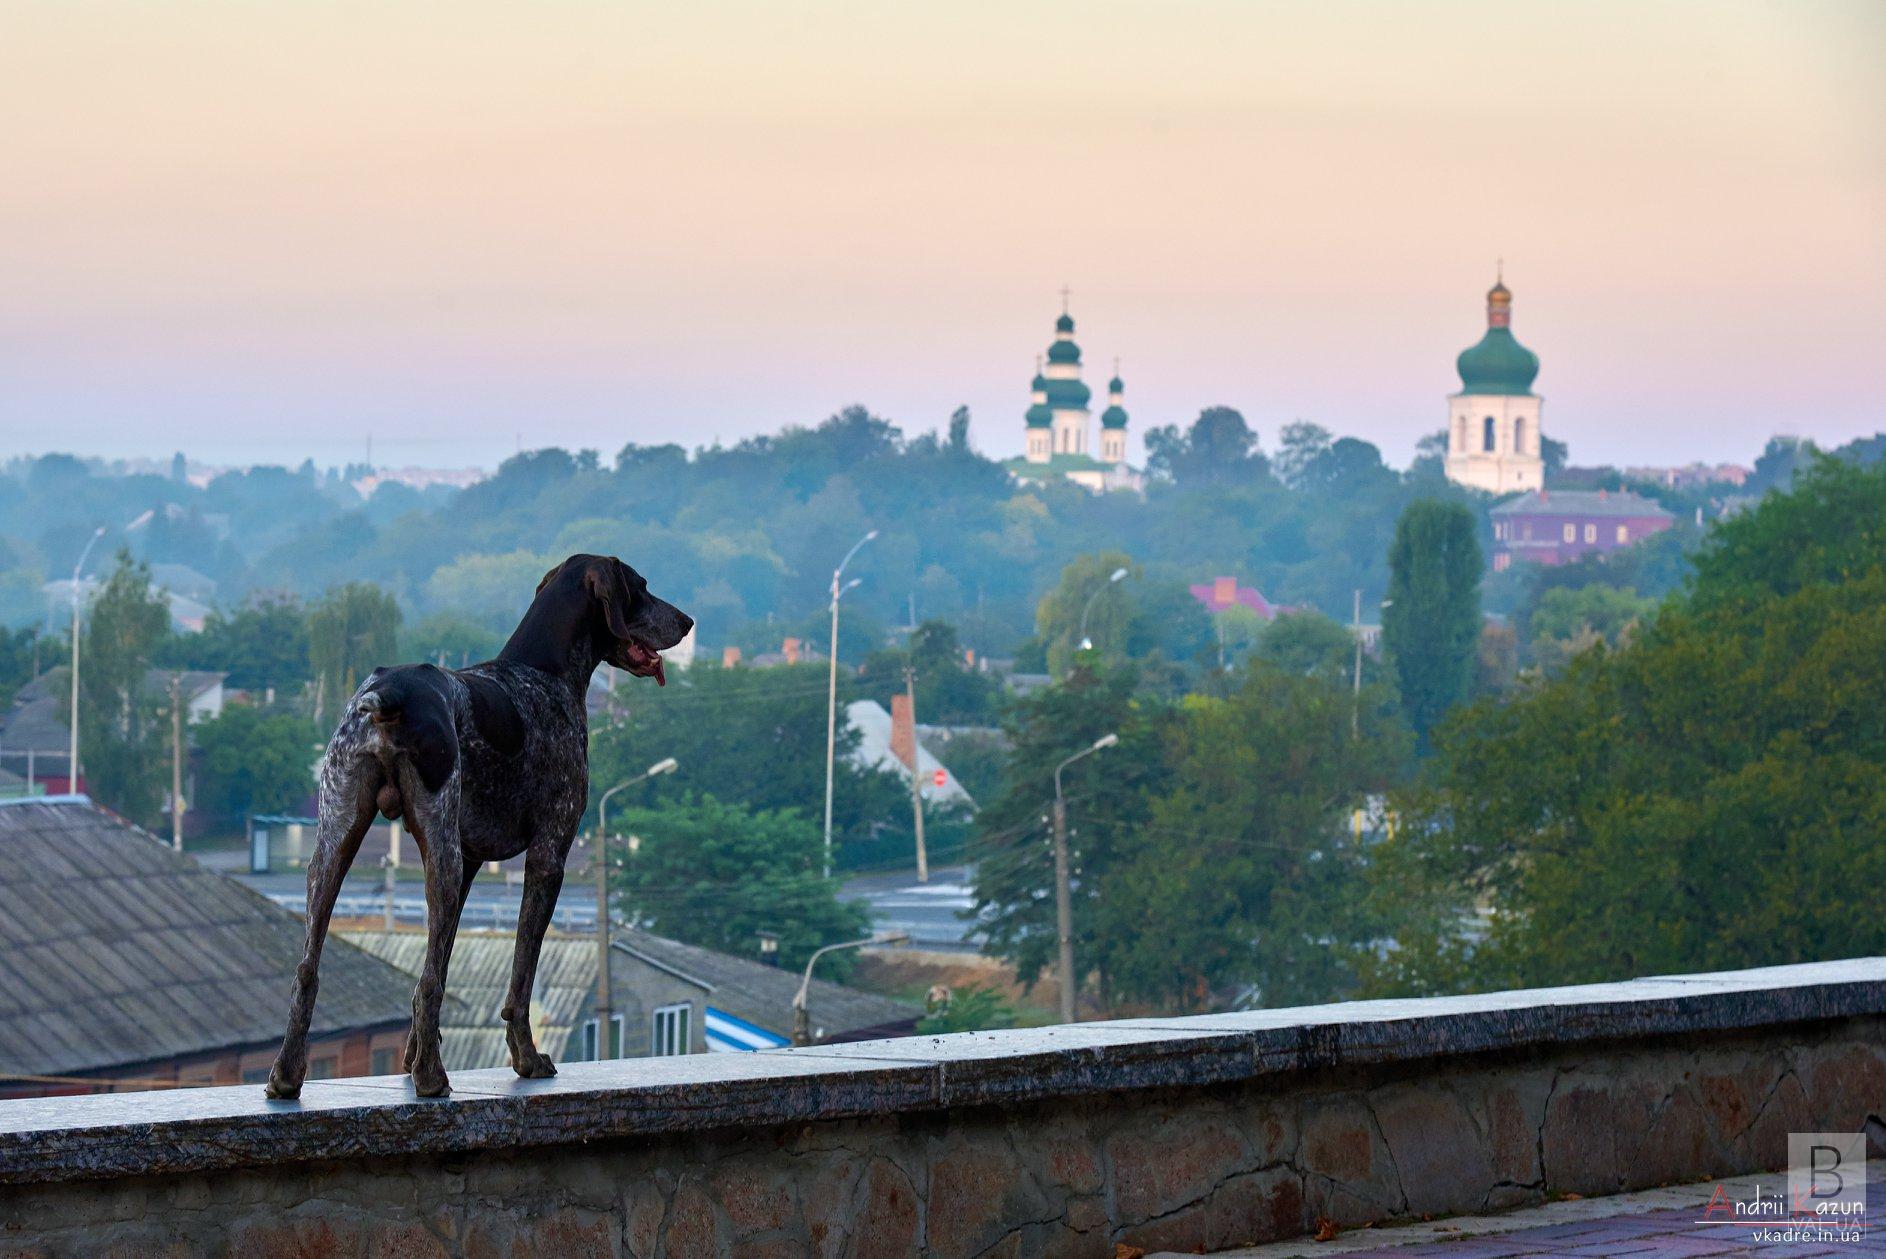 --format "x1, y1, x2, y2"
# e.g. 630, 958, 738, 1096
1490, 489, 1672, 518
0, 800, 411, 1078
